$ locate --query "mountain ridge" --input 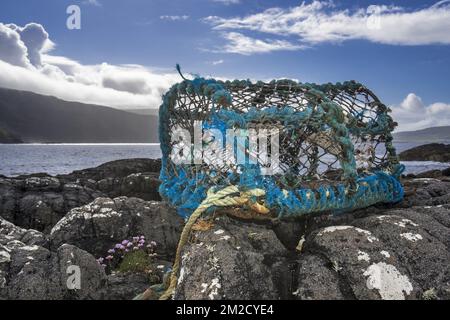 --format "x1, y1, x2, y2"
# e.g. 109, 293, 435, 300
0, 87, 158, 143
393, 126, 450, 142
